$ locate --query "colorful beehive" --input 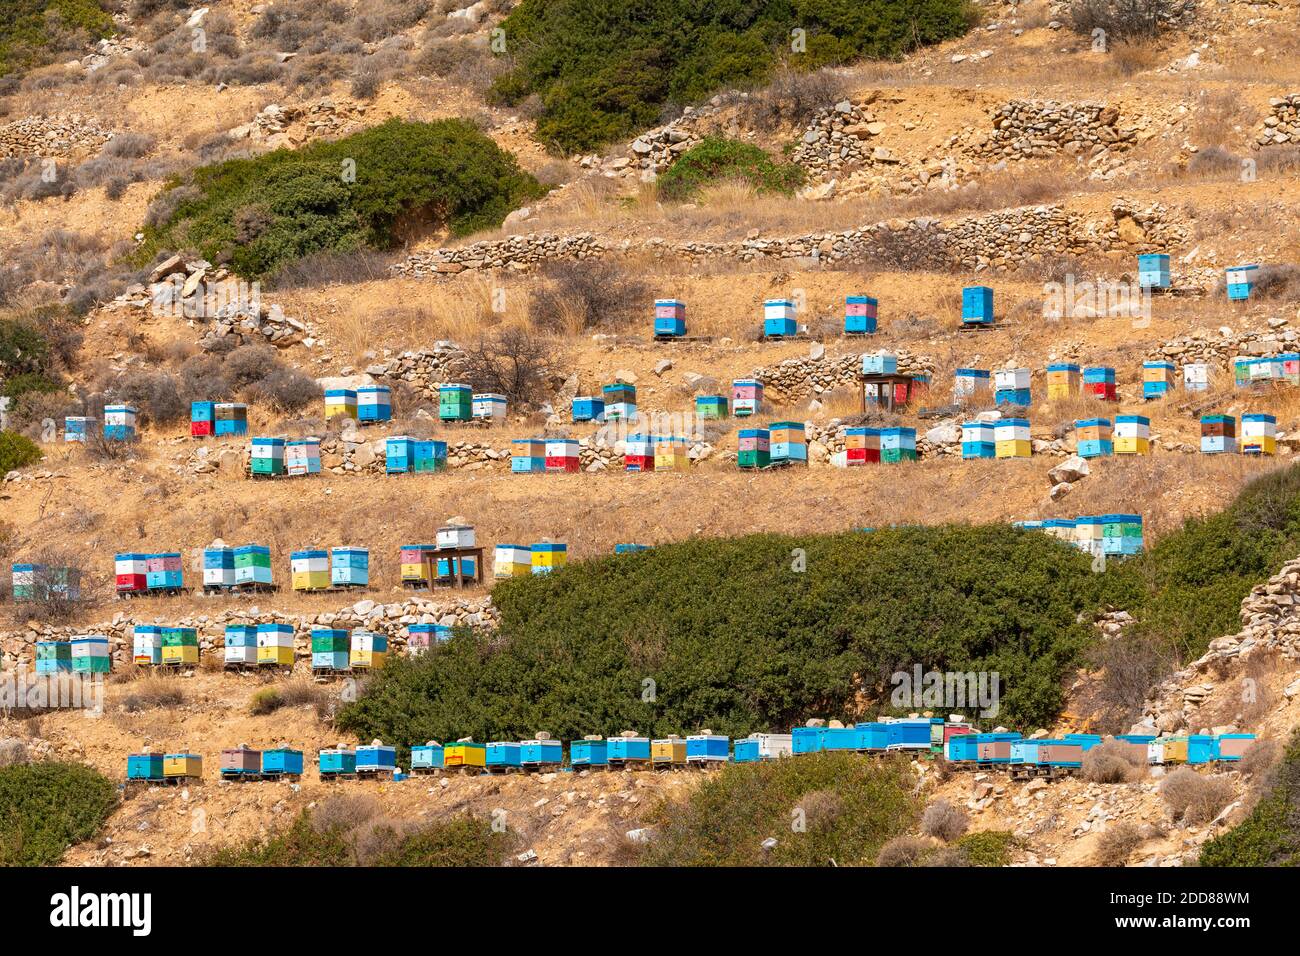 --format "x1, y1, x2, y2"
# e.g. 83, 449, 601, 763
654, 435, 691, 471
191, 401, 215, 437
570, 737, 608, 768
350, 628, 387, 670
768, 422, 807, 465
1138, 253, 1171, 289
651, 737, 688, 767
310, 627, 351, 671
250, 437, 286, 476
763, 299, 797, 337
727, 380, 763, 420
256, 622, 295, 666
954, 368, 990, 400
862, 351, 898, 376
133, 625, 163, 666
1075, 418, 1112, 459
262, 748, 303, 776
400, 544, 437, 586
1083, 366, 1118, 401
486, 741, 522, 771
531, 542, 567, 575
443, 740, 486, 769
995, 418, 1031, 458
163, 753, 202, 779
146, 552, 183, 591
1283, 353, 1300, 386
624, 433, 654, 471
994, 368, 1031, 407
203, 546, 235, 588
224, 624, 257, 666
654, 298, 686, 337
471, 392, 507, 423
412, 440, 446, 473
521, 736, 563, 768
686, 733, 729, 765
115, 552, 148, 594
615, 543, 651, 554
1142, 361, 1175, 400
1215, 734, 1256, 761
286, 438, 321, 477
1046, 363, 1081, 401
607, 735, 651, 765
732, 733, 793, 762
324, 388, 358, 420
1042, 518, 1077, 544
1183, 363, 1209, 392
1102, 514, 1143, 557
545, 438, 580, 473
10, 563, 39, 602
845, 426, 881, 465
737, 428, 771, 469
603, 382, 637, 422
70, 635, 110, 673
328, 547, 368, 588
695, 394, 728, 420
103, 405, 137, 442
1226, 264, 1258, 301
161, 626, 199, 666
845, 294, 878, 334
411, 742, 445, 771
234, 545, 272, 586
1201, 415, 1236, 454
511, 438, 546, 473
407, 622, 451, 655
290, 549, 330, 591
127, 752, 165, 781
356, 743, 397, 773
319, 748, 358, 776
64, 416, 94, 442
221, 746, 261, 776
214, 402, 248, 437
357, 386, 391, 423
1242, 413, 1277, 455
386, 436, 414, 474
960, 421, 995, 460
438, 383, 472, 422
493, 544, 533, 579
35, 640, 71, 675
572, 396, 605, 423
961, 285, 994, 327
881, 427, 917, 463
1072, 516, 1104, 556
1114, 415, 1151, 455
